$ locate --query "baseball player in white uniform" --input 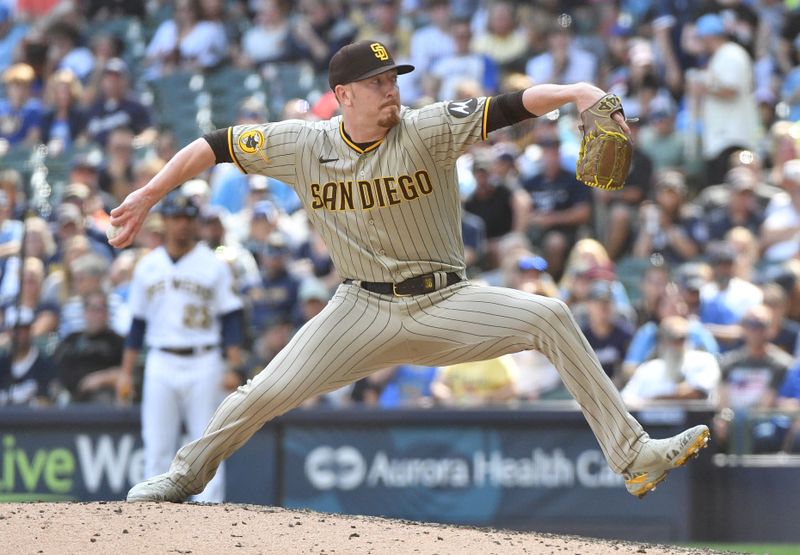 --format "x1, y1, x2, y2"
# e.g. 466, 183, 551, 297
117, 192, 244, 503
111, 40, 710, 502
